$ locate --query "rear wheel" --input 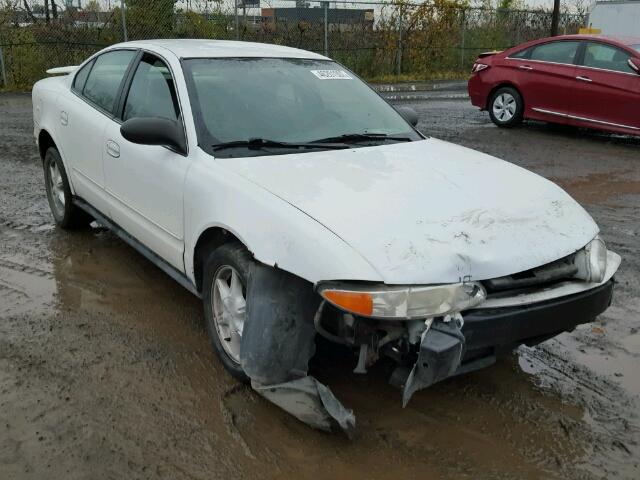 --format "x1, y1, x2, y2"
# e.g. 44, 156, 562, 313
488, 87, 523, 128
44, 147, 92, 229
202, 242, 253, 383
